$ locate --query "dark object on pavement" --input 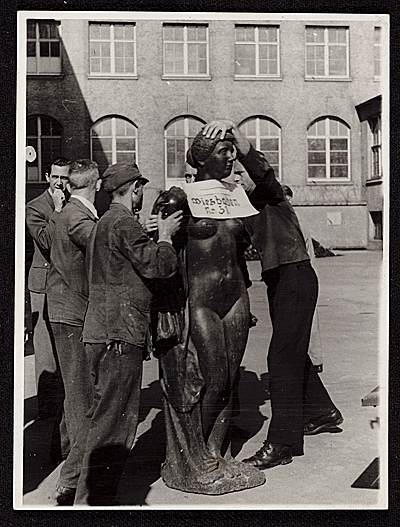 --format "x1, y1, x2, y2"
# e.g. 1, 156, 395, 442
312, 238, 336, 258
54, 485, 76, 506
242, 441, 293, 470
314, 364, 323, 373
303, 408, 344, 435
351, 457, 379, 489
